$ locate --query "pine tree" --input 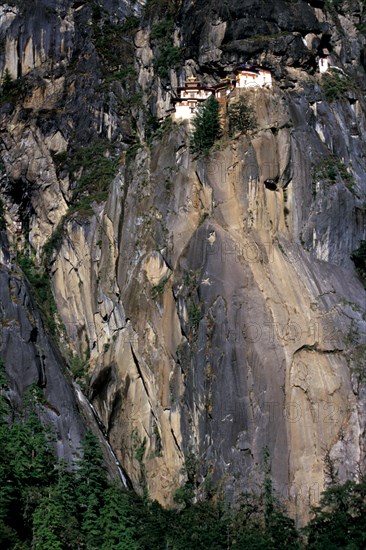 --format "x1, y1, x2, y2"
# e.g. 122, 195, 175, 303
99, 485, 140, 550
50, 462, 81, 548
81, 493, 102, 549
228, 493, 271, 549
0, 384, 18, 548
169, 500, 228, 550
190, 95, 221, 155
1, 69, 13, 95
263, 446, 274, 524
0, 360, 19, 548
6, 400, 55, 489
32, 491, 64, 550
0, 376, 58, 547
54, 461, 79, 517
76, 431, 108, 549
76, 431, 107, 501
262, 448, 300, 549
3, 385, 56, 542
228, 97, 257, 136
306, 480, 366, 549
